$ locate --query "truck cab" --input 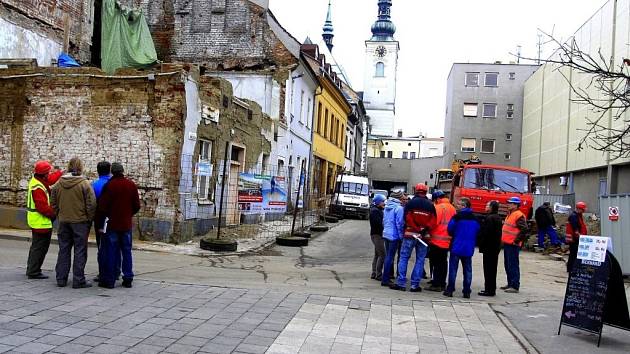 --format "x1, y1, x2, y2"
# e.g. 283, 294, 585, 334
452, 164, 534, 219
330, 175, 371, 219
